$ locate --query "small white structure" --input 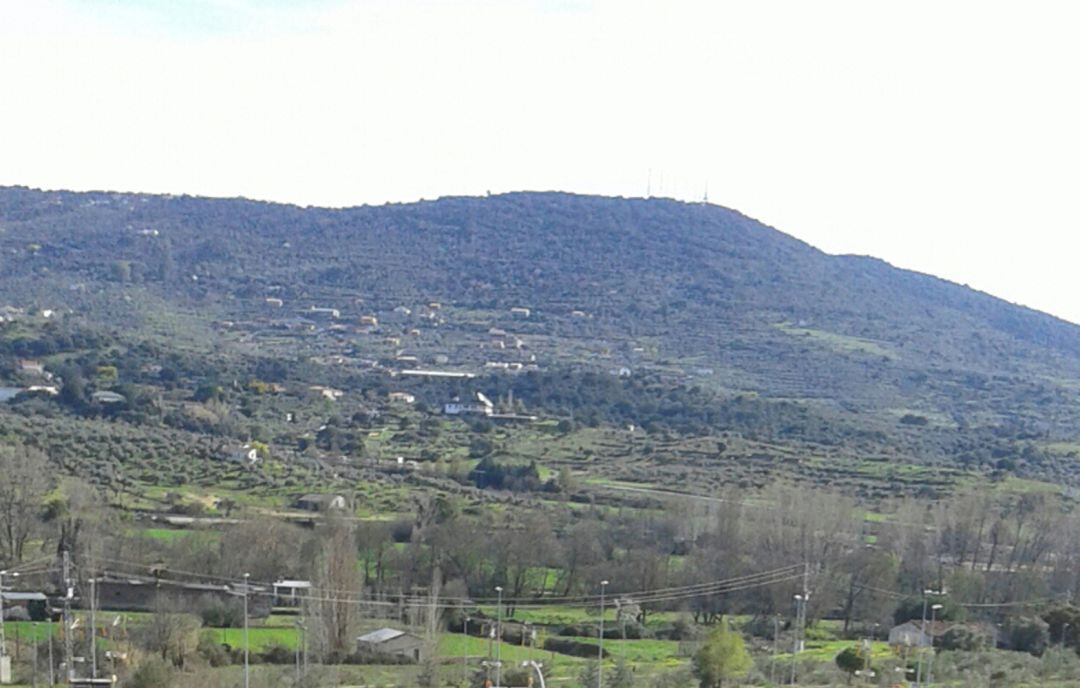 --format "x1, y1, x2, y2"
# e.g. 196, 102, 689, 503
444, 392, 494, 416
510, 307, 531, 318
230, 444, 261, 466
388, 392, 416, 404
272, 580, 312, 607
